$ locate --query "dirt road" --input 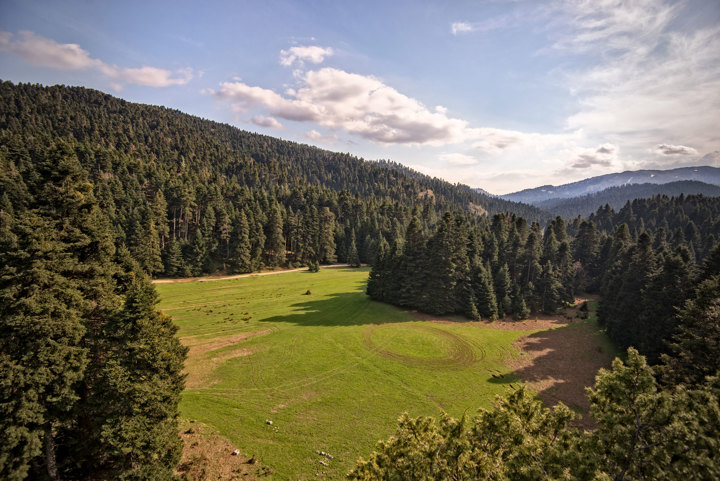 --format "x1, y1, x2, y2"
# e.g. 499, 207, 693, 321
152, 264, 356, 284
